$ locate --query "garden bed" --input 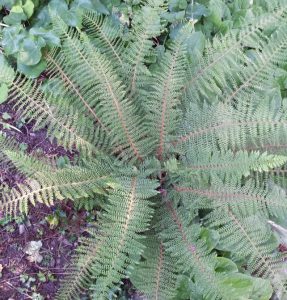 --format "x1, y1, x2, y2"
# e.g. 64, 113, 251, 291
0, 101, 83, 299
